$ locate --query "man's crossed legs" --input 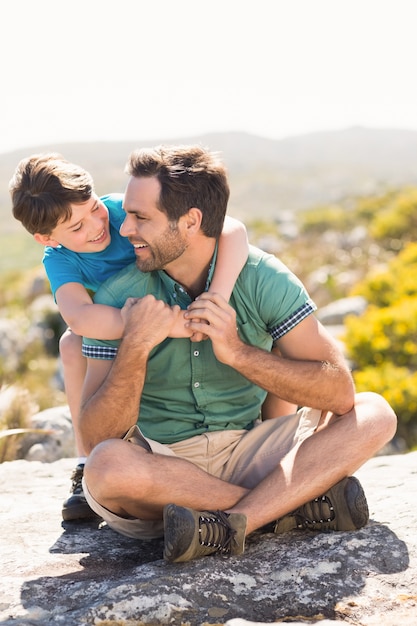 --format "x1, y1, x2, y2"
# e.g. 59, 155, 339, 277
83, 392, 397, 562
